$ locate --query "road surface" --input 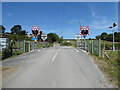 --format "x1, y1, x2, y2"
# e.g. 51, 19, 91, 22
2, 45, 111, 88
